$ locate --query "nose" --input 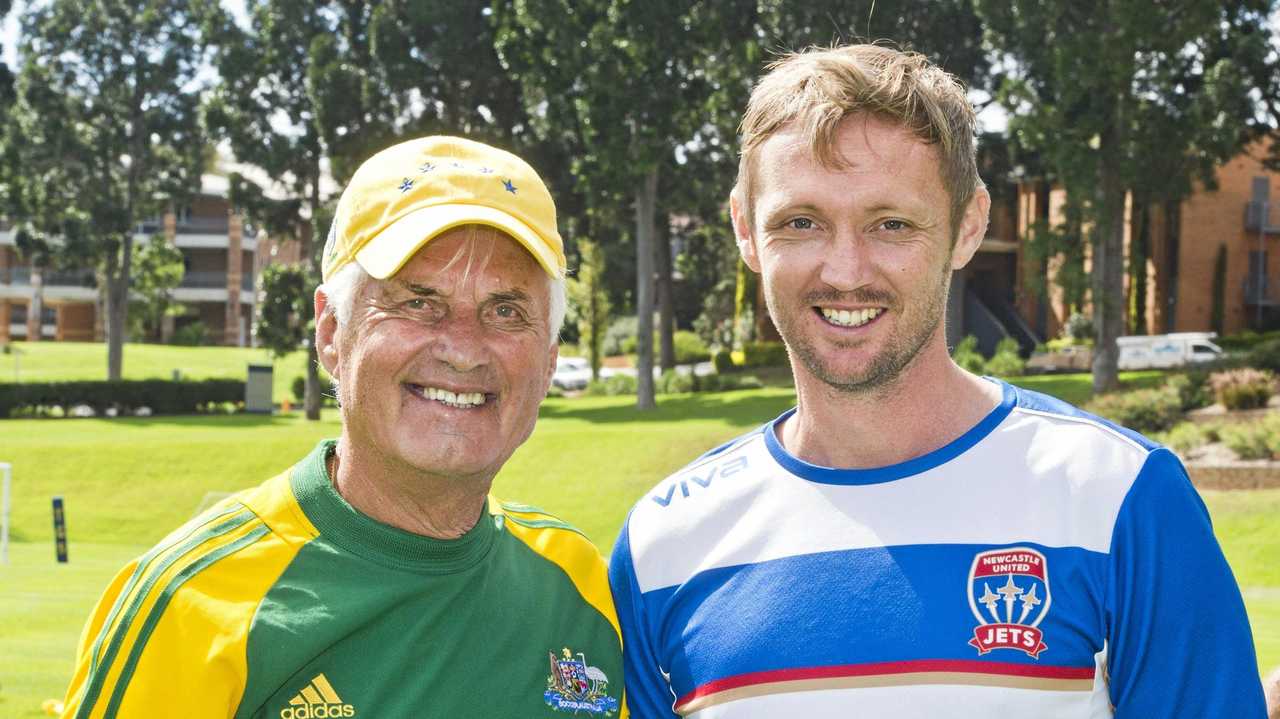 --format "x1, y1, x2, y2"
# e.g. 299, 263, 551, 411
428, 313, 489, 374
818, 231, 874, 292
